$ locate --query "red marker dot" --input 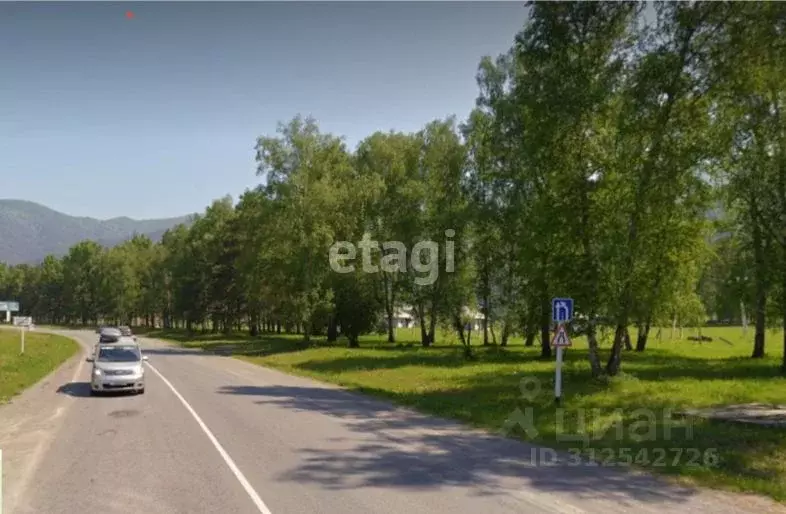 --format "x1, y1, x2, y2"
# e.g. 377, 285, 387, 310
125, 11, 134, 19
